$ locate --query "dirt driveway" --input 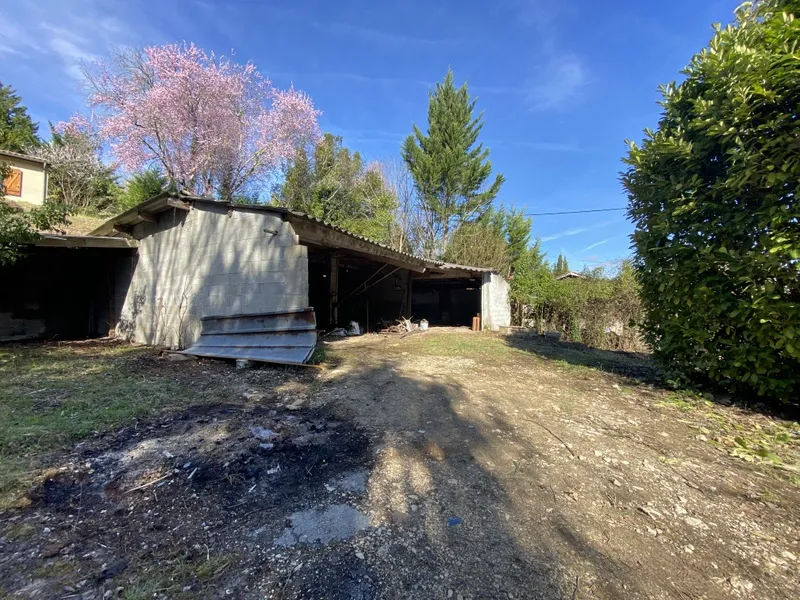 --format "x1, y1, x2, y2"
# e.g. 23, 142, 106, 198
0, 331, 798, 599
